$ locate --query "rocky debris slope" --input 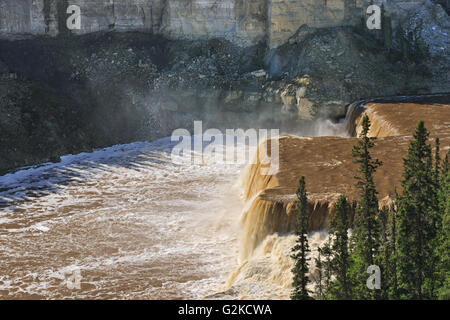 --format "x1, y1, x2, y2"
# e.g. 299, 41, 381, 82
0, 33, 276, 173
405, 0, 450, 58
0, 77, 94, 172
